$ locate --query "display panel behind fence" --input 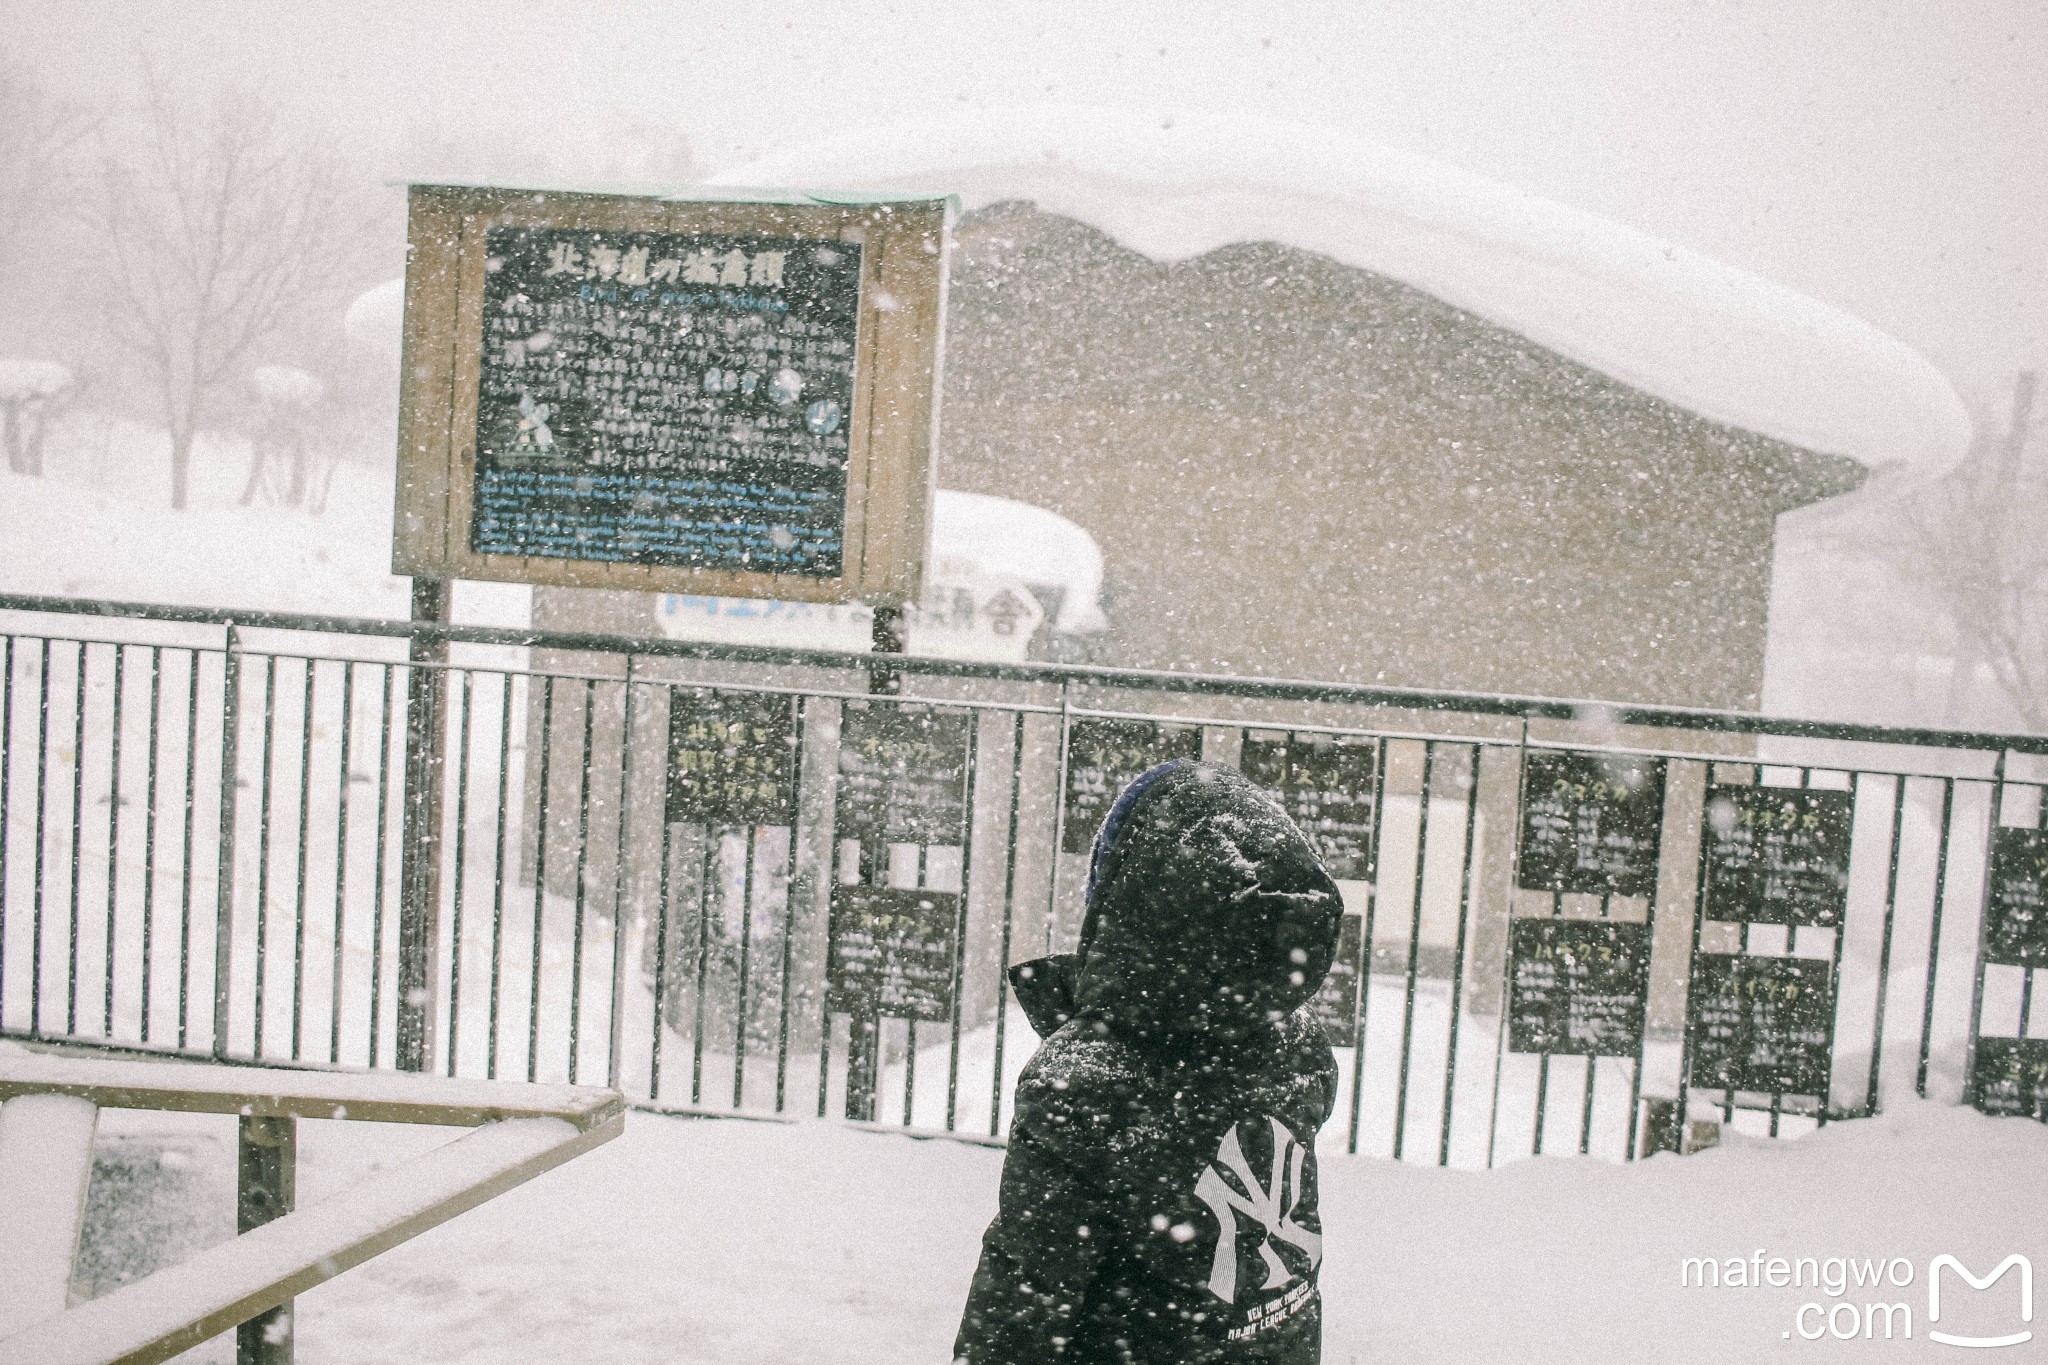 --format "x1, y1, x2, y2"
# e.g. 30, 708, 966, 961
1686, 953, 1837, 1098
1971, 1037, 2048, 1119
1506, 918, 1649, 1057
1240, 733, 1379, 881
824, 885, 960, 1023
1700, 784, 1853, 927
665, 688, 800, 826
834, 703, 973, 847
1308, 914, 1365, 1048
1060, 717, 1203, 854
1516, 750, 1666, 897
1983, 826, 2048, 967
